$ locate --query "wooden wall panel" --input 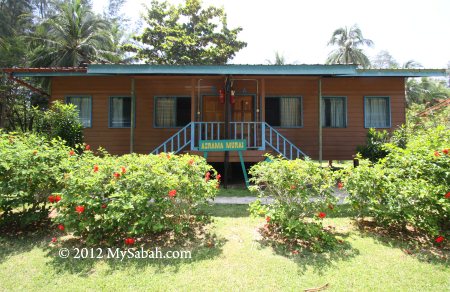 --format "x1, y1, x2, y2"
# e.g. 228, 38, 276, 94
51, 75, 406, 160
